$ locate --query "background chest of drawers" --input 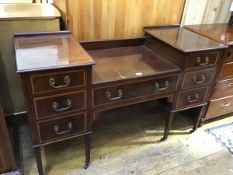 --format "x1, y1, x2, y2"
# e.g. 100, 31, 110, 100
144, 25, 226, 139
14, 32, 95, 175
184, 24, 233, 124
